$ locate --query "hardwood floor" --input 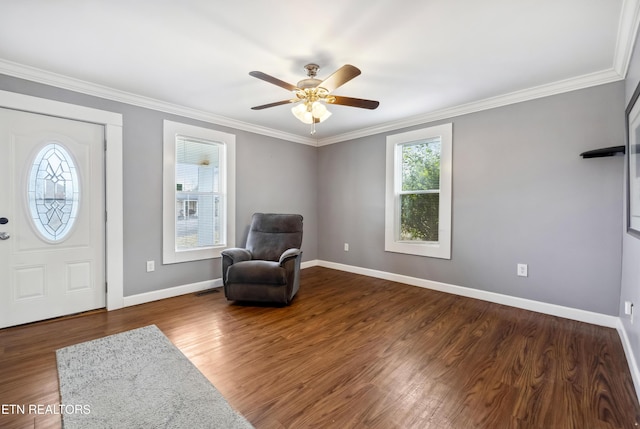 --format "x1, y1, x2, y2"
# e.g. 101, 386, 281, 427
1, 266, 639, 428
